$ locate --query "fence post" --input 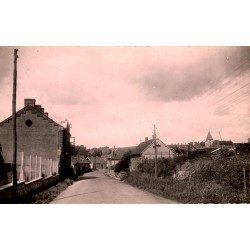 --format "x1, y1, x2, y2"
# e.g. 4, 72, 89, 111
49, 159, 52, 176
55, 160, 58, 174
45, 158, 47, 177
29, 155, 32, 182
19, 152, 25, 182
39, 156, 42, 178
52, 160, 55, 175
47, 158, 50, 176
35, 155, 38, 179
